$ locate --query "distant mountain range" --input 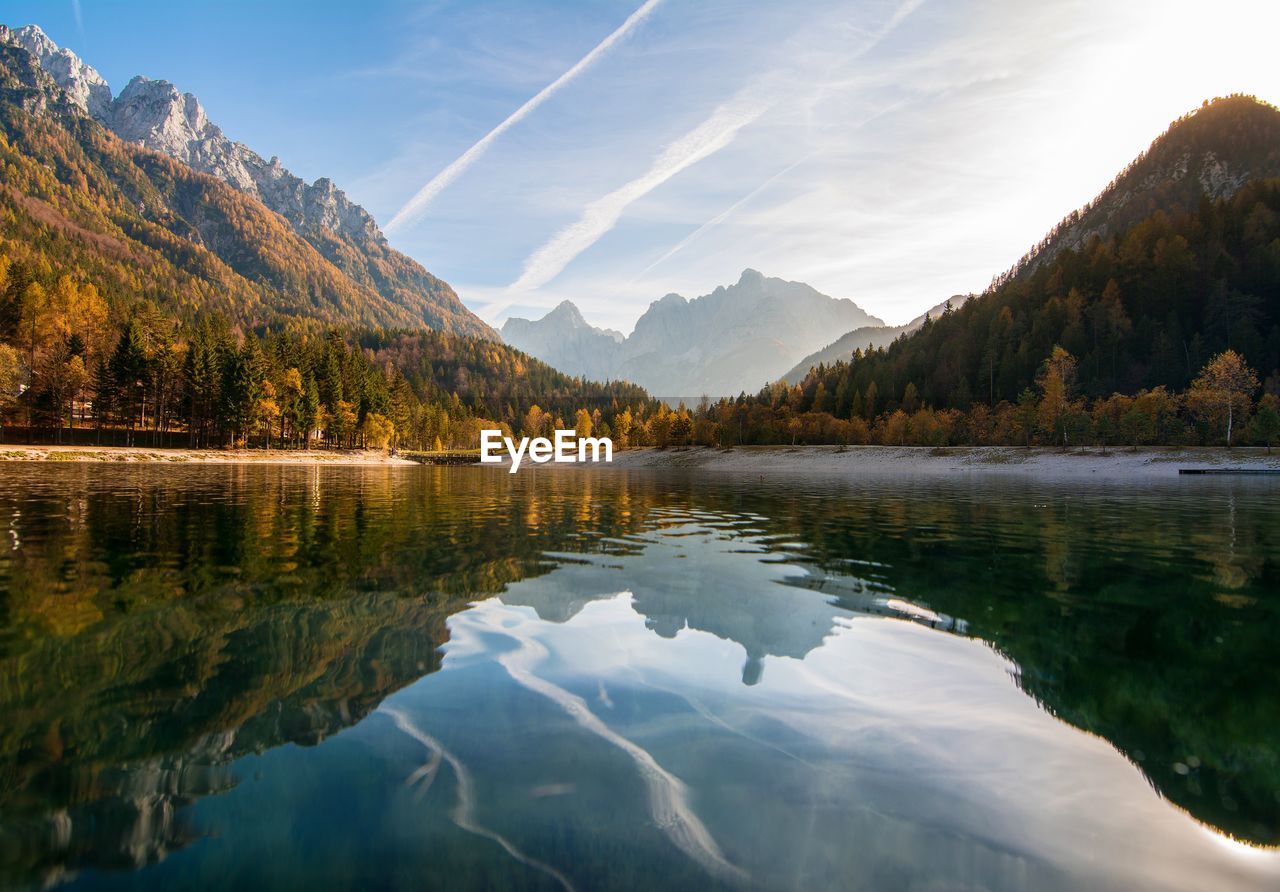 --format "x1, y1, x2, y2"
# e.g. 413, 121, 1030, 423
7, 21, 1274, 418
502, 269, 884, 397
500, 300, 624, 383
1, 24, 494, 339
781, 294, 971, 384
